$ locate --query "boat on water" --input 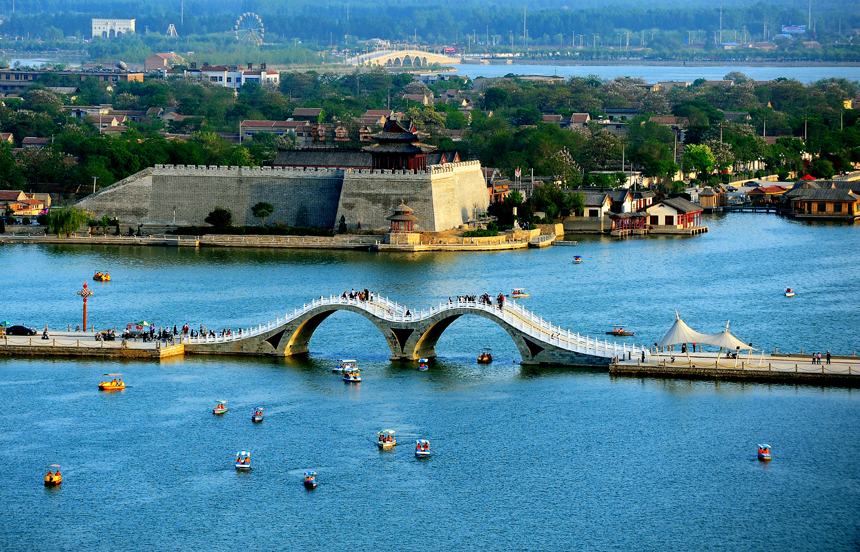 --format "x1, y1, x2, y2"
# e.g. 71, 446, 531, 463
505, 288, 530, 298
418, 358, 429, 371
93, 272, 111, 282
415, 439, 431, 458
377, 429, 397, 449
98, 374, 125, 391
235, 451, 251, 470
606, 326, 634, 337
343, 368, 361, 383
44, 464, 62, 487
784, 288, 795, 297
213, 400, 228, 415
333, 359, 355, 373
477, 347, 493, 364
572, 256, 583, 264
757, 444, 772, 461
251, 407, 264, 423
304, 471, 317, 489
